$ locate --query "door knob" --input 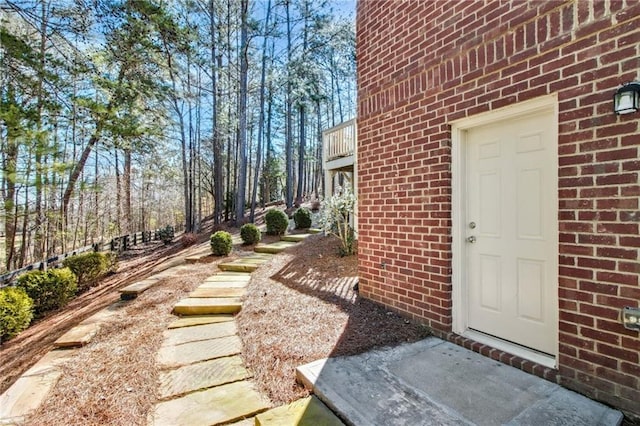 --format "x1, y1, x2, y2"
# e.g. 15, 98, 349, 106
469, 222, 476, 229
466, 236, 476, 243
